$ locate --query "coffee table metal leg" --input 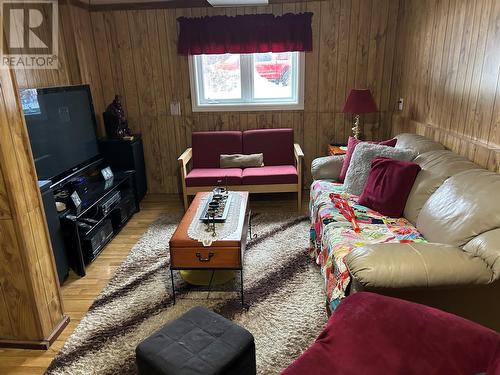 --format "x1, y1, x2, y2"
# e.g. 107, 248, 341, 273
207, 270, 215, 299
248, 211, 257, 240
240, 269, 244, 306
170, 268, 176, 305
